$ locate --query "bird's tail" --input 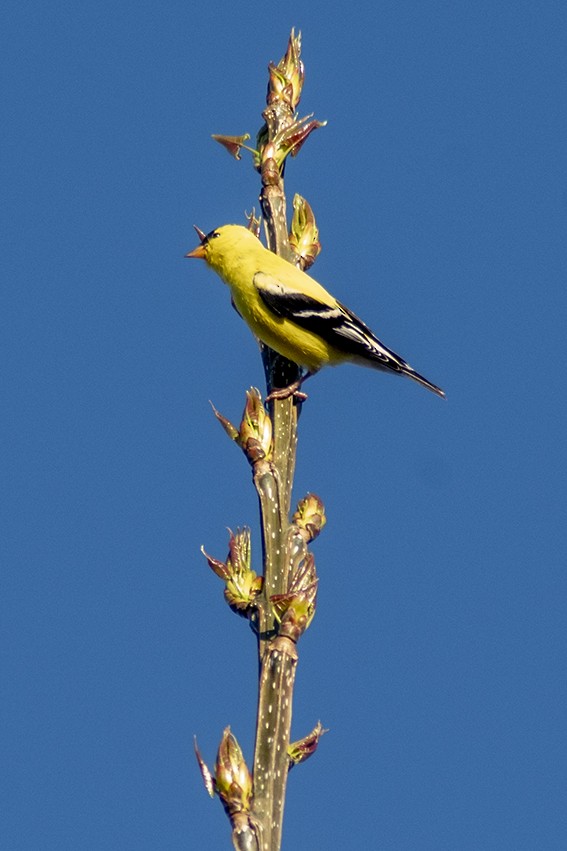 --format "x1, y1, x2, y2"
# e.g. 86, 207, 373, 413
363, 340, 446, 398
402, 365, 445, 399
335, 300, 445, 399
